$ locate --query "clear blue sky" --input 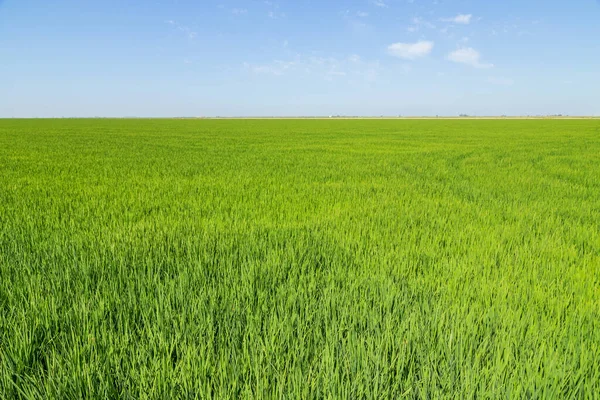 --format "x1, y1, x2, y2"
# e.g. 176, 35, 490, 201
1, 0, 600, 117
